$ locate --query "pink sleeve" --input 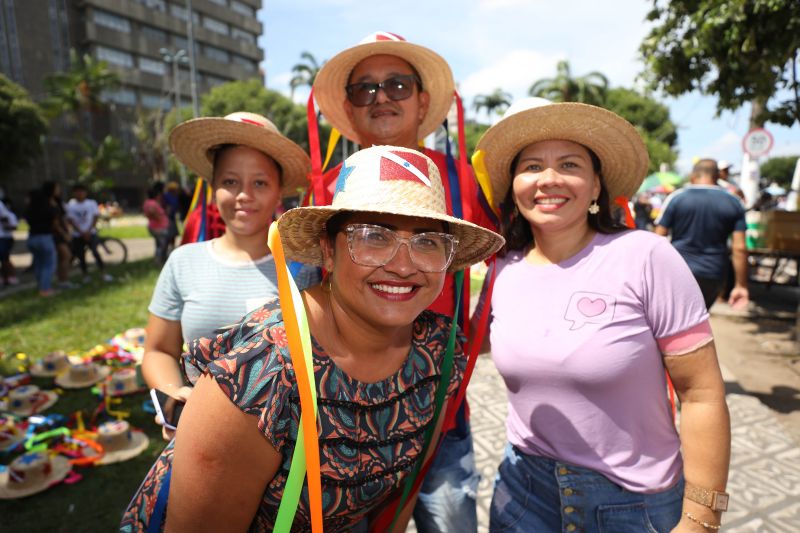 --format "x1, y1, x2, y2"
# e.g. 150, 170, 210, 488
657, 320, 713, 356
